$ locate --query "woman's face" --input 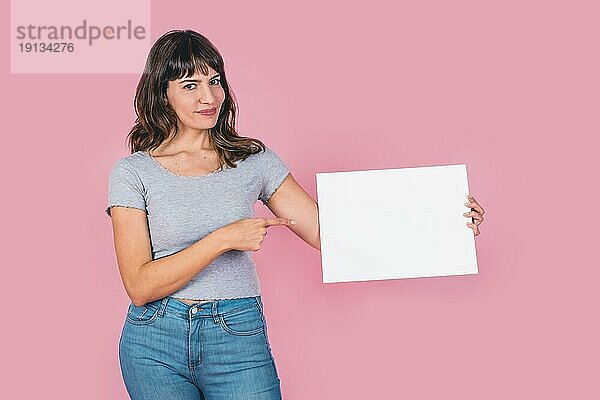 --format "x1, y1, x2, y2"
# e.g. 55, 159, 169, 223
165, 66, 225, 132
